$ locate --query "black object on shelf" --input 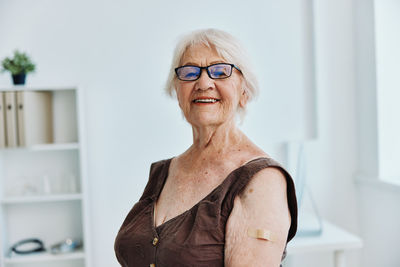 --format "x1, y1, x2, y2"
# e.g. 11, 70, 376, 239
10, 238, 46, 255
